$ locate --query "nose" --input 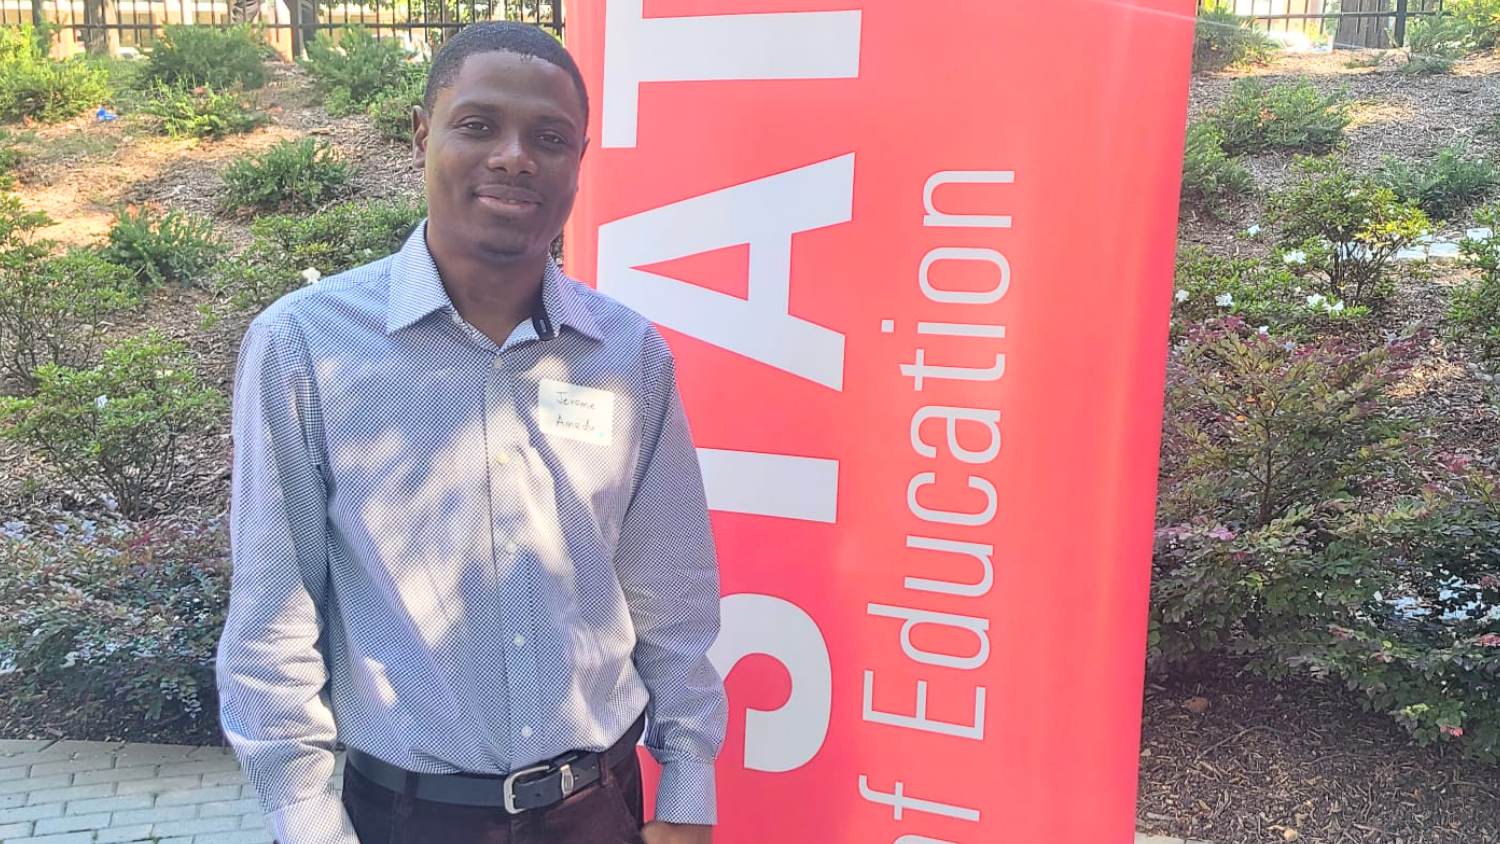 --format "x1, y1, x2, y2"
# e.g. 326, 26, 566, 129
486, 130, 536, 176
